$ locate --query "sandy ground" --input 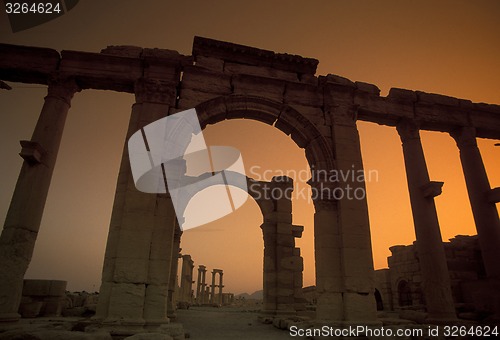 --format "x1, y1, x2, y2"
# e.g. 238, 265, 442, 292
177, 306, 300, 340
